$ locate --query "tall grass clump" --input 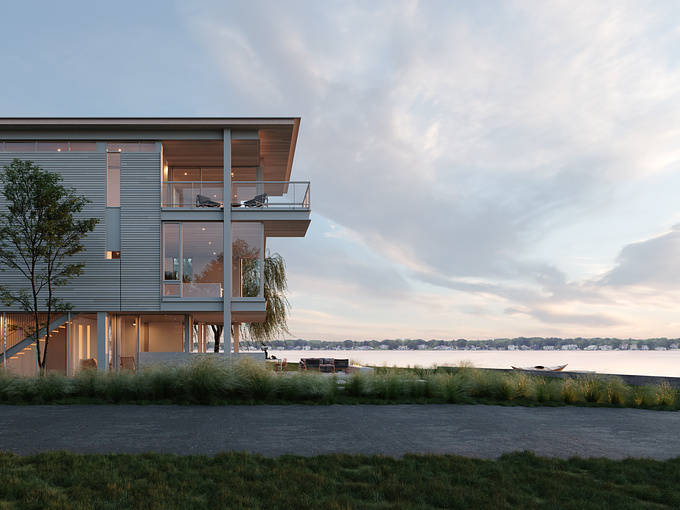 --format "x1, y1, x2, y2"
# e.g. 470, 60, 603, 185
632, 386, 656, 407
178, 357, 230, 404
579, 376, 607, 404
532, 378, 556, 402
604, 377, 630, 405
141, 363, 183, 400
33, 371, 71, 402
71, 368, 105, 398
279, 370, 337, 402
370, 371, 417, 400
431, 372, 470, 403
655, 381, 677, 407
102, 369, 139, 403
344, 373, 370, 398
0, 369, 19, 401
559, 378, 582, 404
232, 358, 279, 400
